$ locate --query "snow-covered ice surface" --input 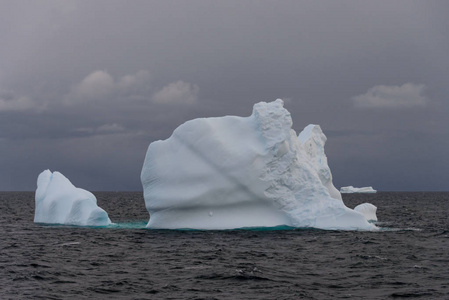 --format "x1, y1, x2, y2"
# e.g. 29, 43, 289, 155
141, 99, 376, 231
340, 186, 377, 193
354, 203, 378, 222
34, 170, 111, 226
